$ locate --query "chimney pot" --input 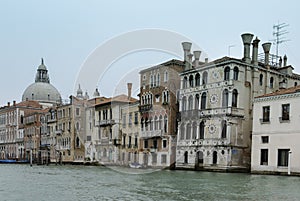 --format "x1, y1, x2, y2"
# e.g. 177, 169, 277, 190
241, 33, 254, 63
262, 42, 272, 66
193, 51, 201, 67
13, 101, 16, 106
279, 57, 282, 67
7, 102, 10, 107
251, 37, 260, 65
182, 42, 192, 70
283, 55, 287, 66
205, 58, 208, 63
